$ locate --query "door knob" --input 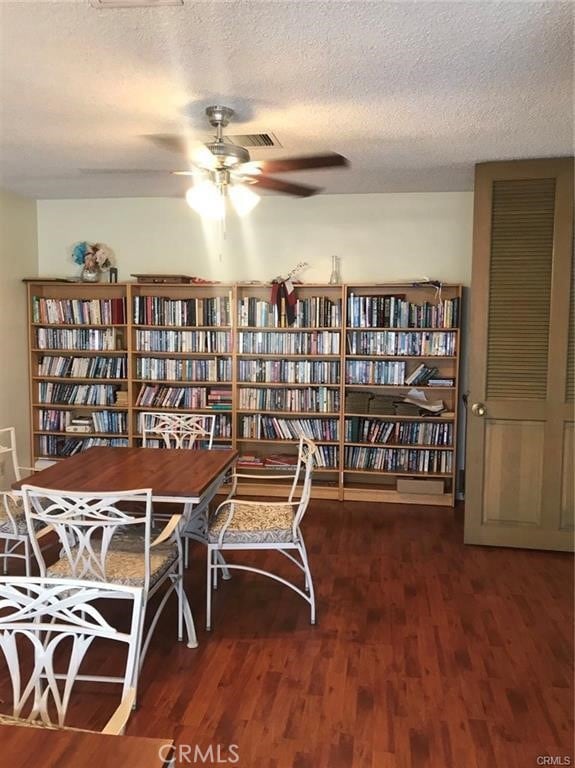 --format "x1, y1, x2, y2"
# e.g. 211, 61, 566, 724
471, 402, 486, 417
